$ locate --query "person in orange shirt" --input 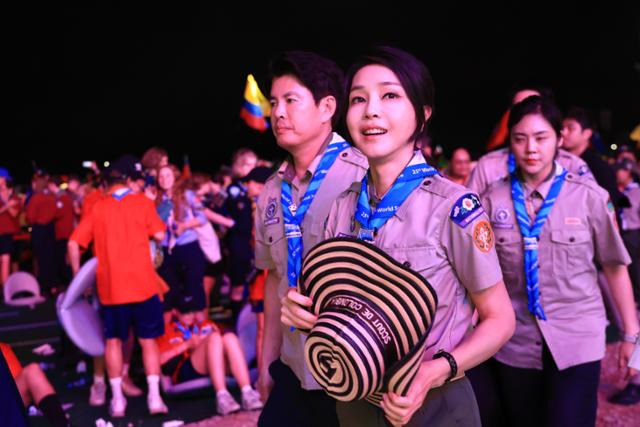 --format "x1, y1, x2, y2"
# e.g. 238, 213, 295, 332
157, 300, 263, 415
0, 342, 69, 427
68, 155, 168, 418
